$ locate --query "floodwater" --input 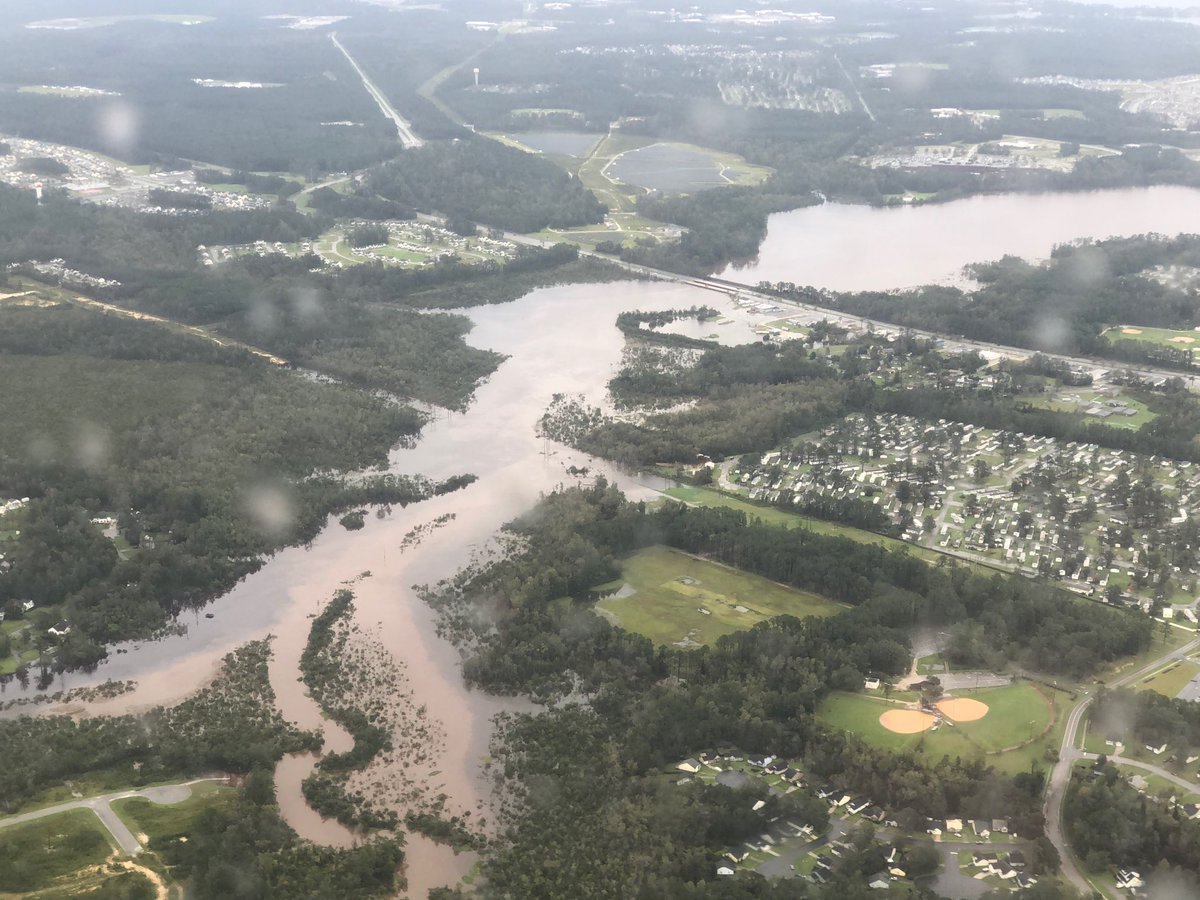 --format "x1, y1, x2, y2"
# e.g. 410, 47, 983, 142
720, 185, 1200, 292
10, 183, 1200, 893
0, 280, 774, 896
